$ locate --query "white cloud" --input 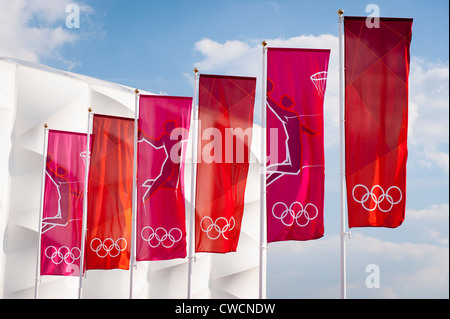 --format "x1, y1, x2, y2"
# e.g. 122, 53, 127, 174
408, 203, 449, 221
267, 230, 449, 298
406, 203, 449, 245
346, 233, 449, 298
409, 57, 449, 173
194, 39, 255, 74
0, 0, 95, 69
